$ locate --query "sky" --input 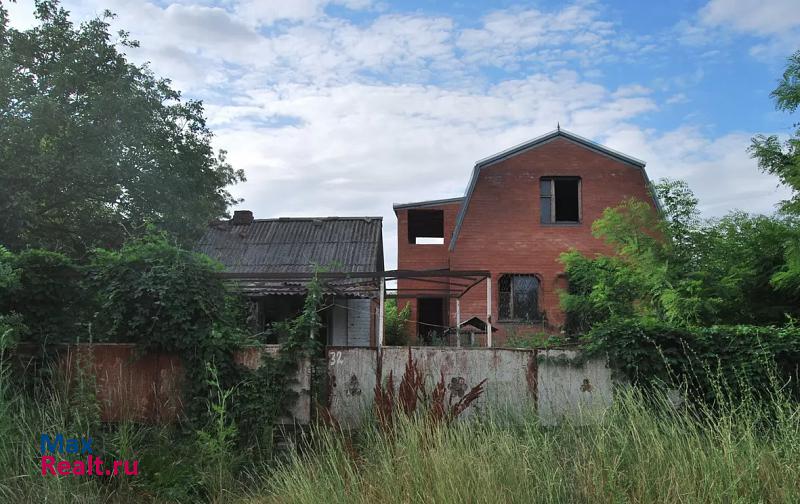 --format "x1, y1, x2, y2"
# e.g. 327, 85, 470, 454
5, 0, 799, 267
